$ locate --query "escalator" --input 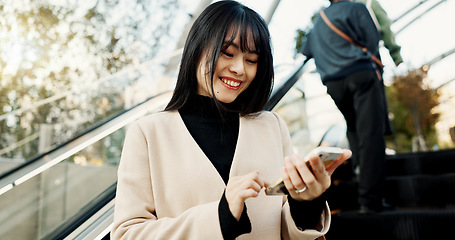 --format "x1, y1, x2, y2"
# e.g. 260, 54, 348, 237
3, 50, 455, 240
2, 1, 455, 238
0, 57, 310, 240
